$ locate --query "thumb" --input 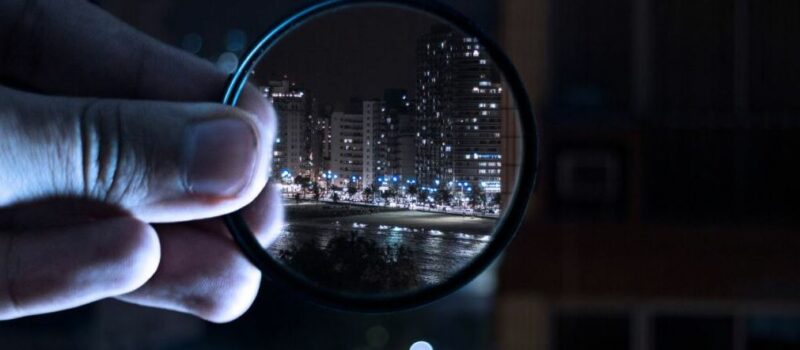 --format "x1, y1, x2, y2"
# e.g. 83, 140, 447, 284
0, 85, 272, 223
0, 216, 160, 320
